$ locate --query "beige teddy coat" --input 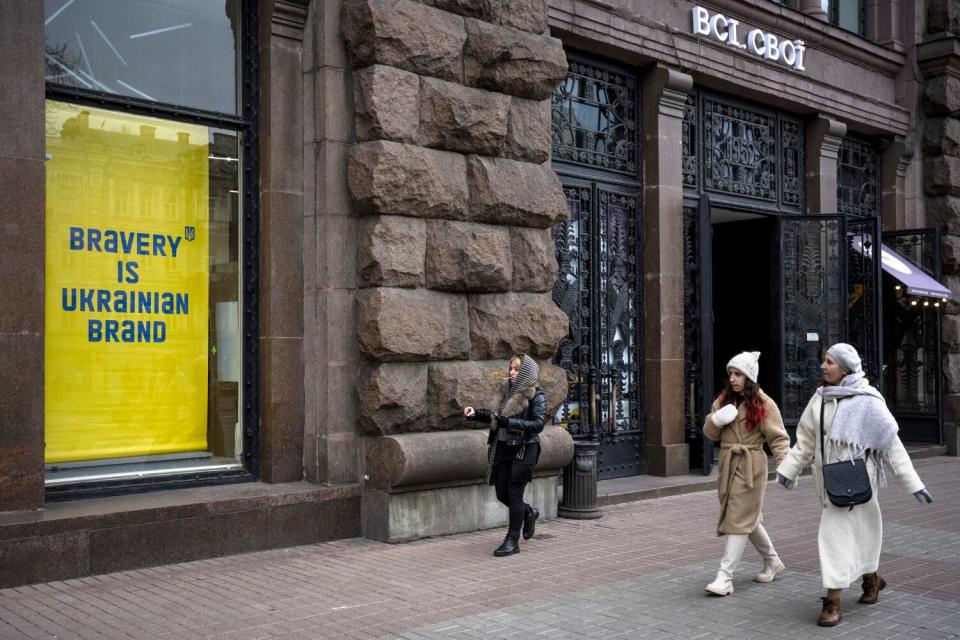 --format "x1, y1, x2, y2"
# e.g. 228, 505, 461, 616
703, 391, 790, 536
